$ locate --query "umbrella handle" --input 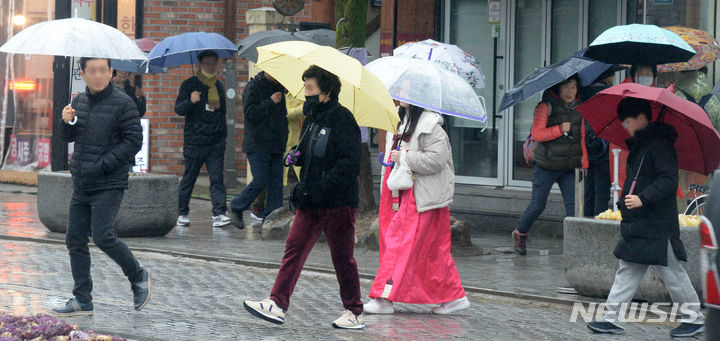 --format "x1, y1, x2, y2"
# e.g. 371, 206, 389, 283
379, 146, 400, 167
628, 180, 637, 196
